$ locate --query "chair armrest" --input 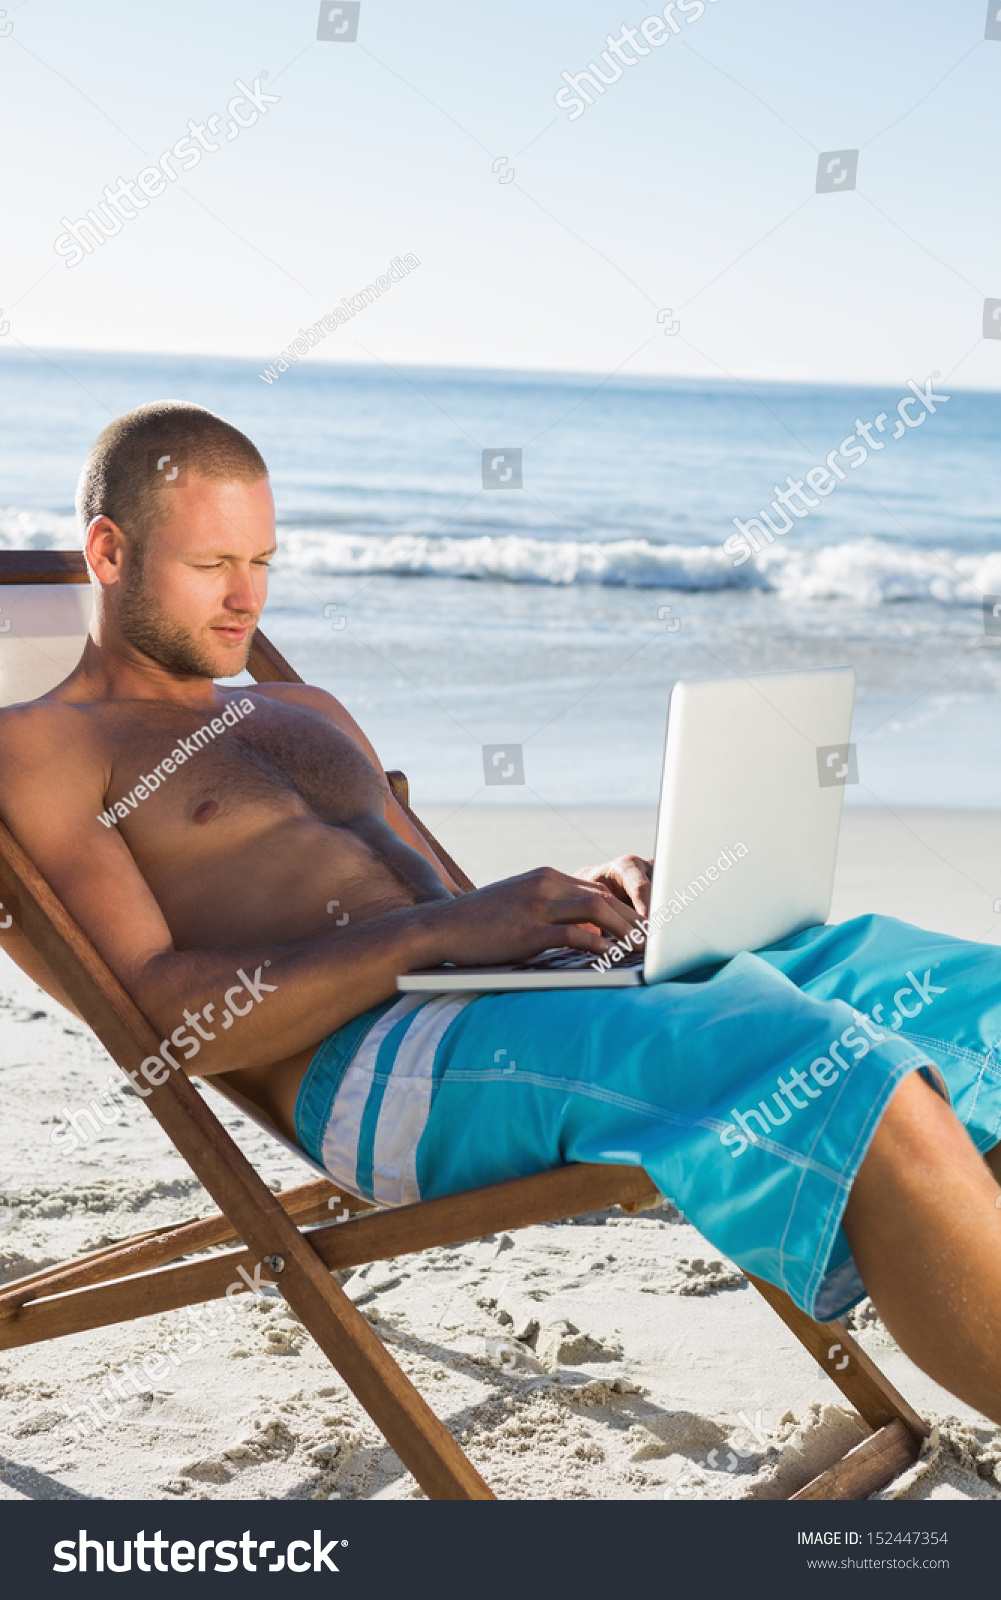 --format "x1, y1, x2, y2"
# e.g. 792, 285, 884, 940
385, 770, 409, 807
